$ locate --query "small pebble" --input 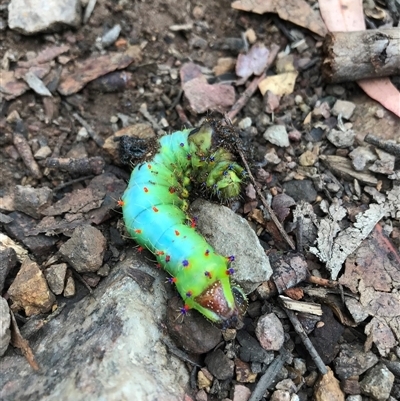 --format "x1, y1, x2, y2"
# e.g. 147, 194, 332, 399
238, 117, 252, 130
298, 150, 317, 166
349, 146, 377, 171
331, 100, 356, 120
327, 128, 355, 148
326, 182, 341, 193
233, 384, 251, 401
192, 5, 204, 19
293, 358, 306, 375
360, 363, 394, 401
255, 313, 284, 351
264, 149, 281, 165
63, 275, 76, 298
375, 109, 384, 118
263, 125, 289, 147
44, 263, 67, 295
34, 145, 52, 160
288, 130, 301, 142
245, 28, 257, 44
77, 127, 89, 141
101, 24, 121, 48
